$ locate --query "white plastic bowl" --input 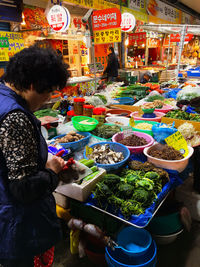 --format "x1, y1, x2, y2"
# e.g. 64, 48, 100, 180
152, 229, 183, 245
143, 145, 194, 172
105, 116, 130, 126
